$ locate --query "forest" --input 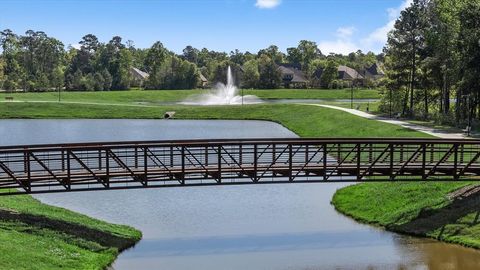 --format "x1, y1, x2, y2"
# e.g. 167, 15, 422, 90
381, 0, 480, 126
0, 30, 380, 92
